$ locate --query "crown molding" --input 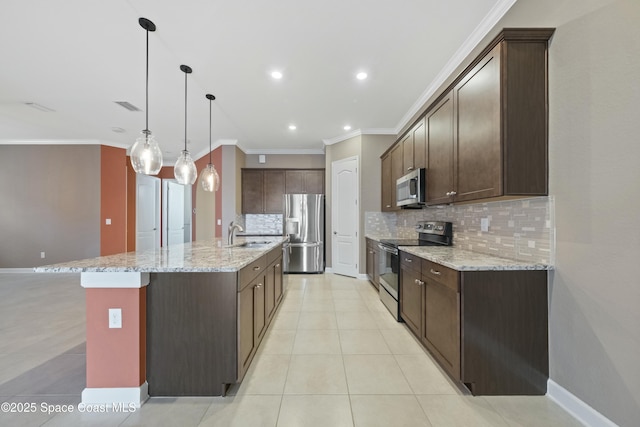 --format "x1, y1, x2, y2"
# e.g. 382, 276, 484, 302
322, 128, 396, 146
192, 139, 239, 161
395, 0, 517, 133
242, 148, 325, 155
0, 138, 131, 150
